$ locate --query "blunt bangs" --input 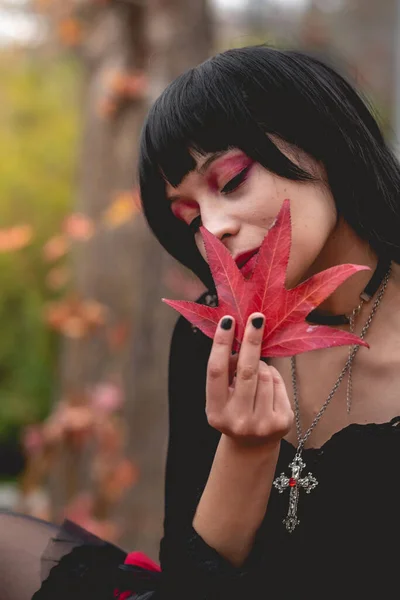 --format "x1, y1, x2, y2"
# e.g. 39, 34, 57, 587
141, 62, 312, 188
139, 45, 400, 290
